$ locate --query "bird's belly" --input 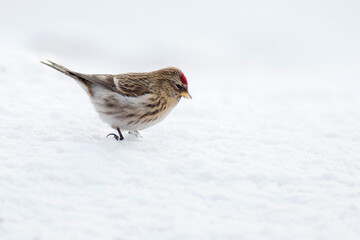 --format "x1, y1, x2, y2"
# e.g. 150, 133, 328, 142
90, 87, 177, 131
96, 104, 175, 131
